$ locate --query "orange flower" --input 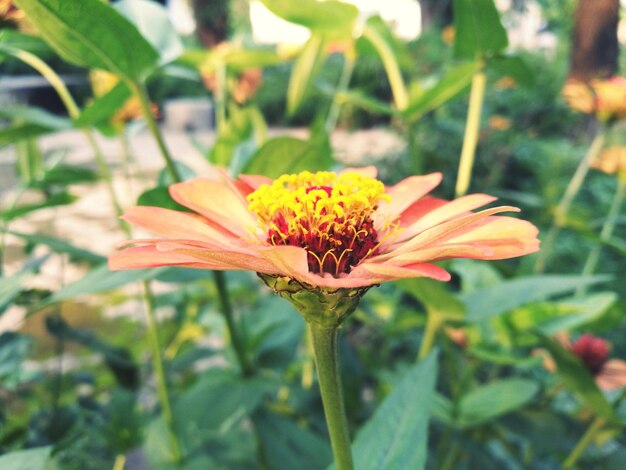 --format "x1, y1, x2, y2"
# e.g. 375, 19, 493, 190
109, 168, 539, 289
591, 146, 626, 176
563, 77, 626, 121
